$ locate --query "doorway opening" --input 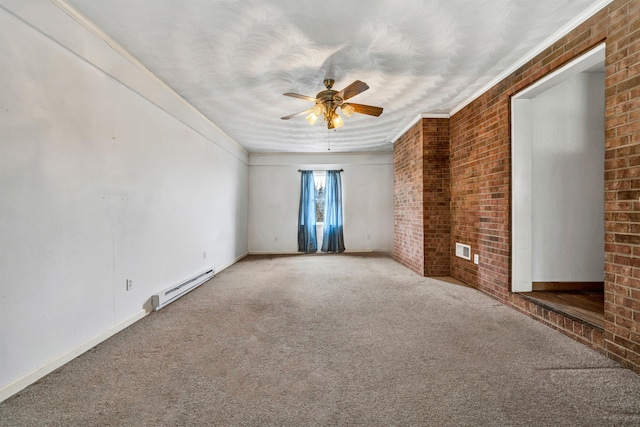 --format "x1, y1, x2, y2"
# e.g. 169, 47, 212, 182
511, 44, 605, 328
